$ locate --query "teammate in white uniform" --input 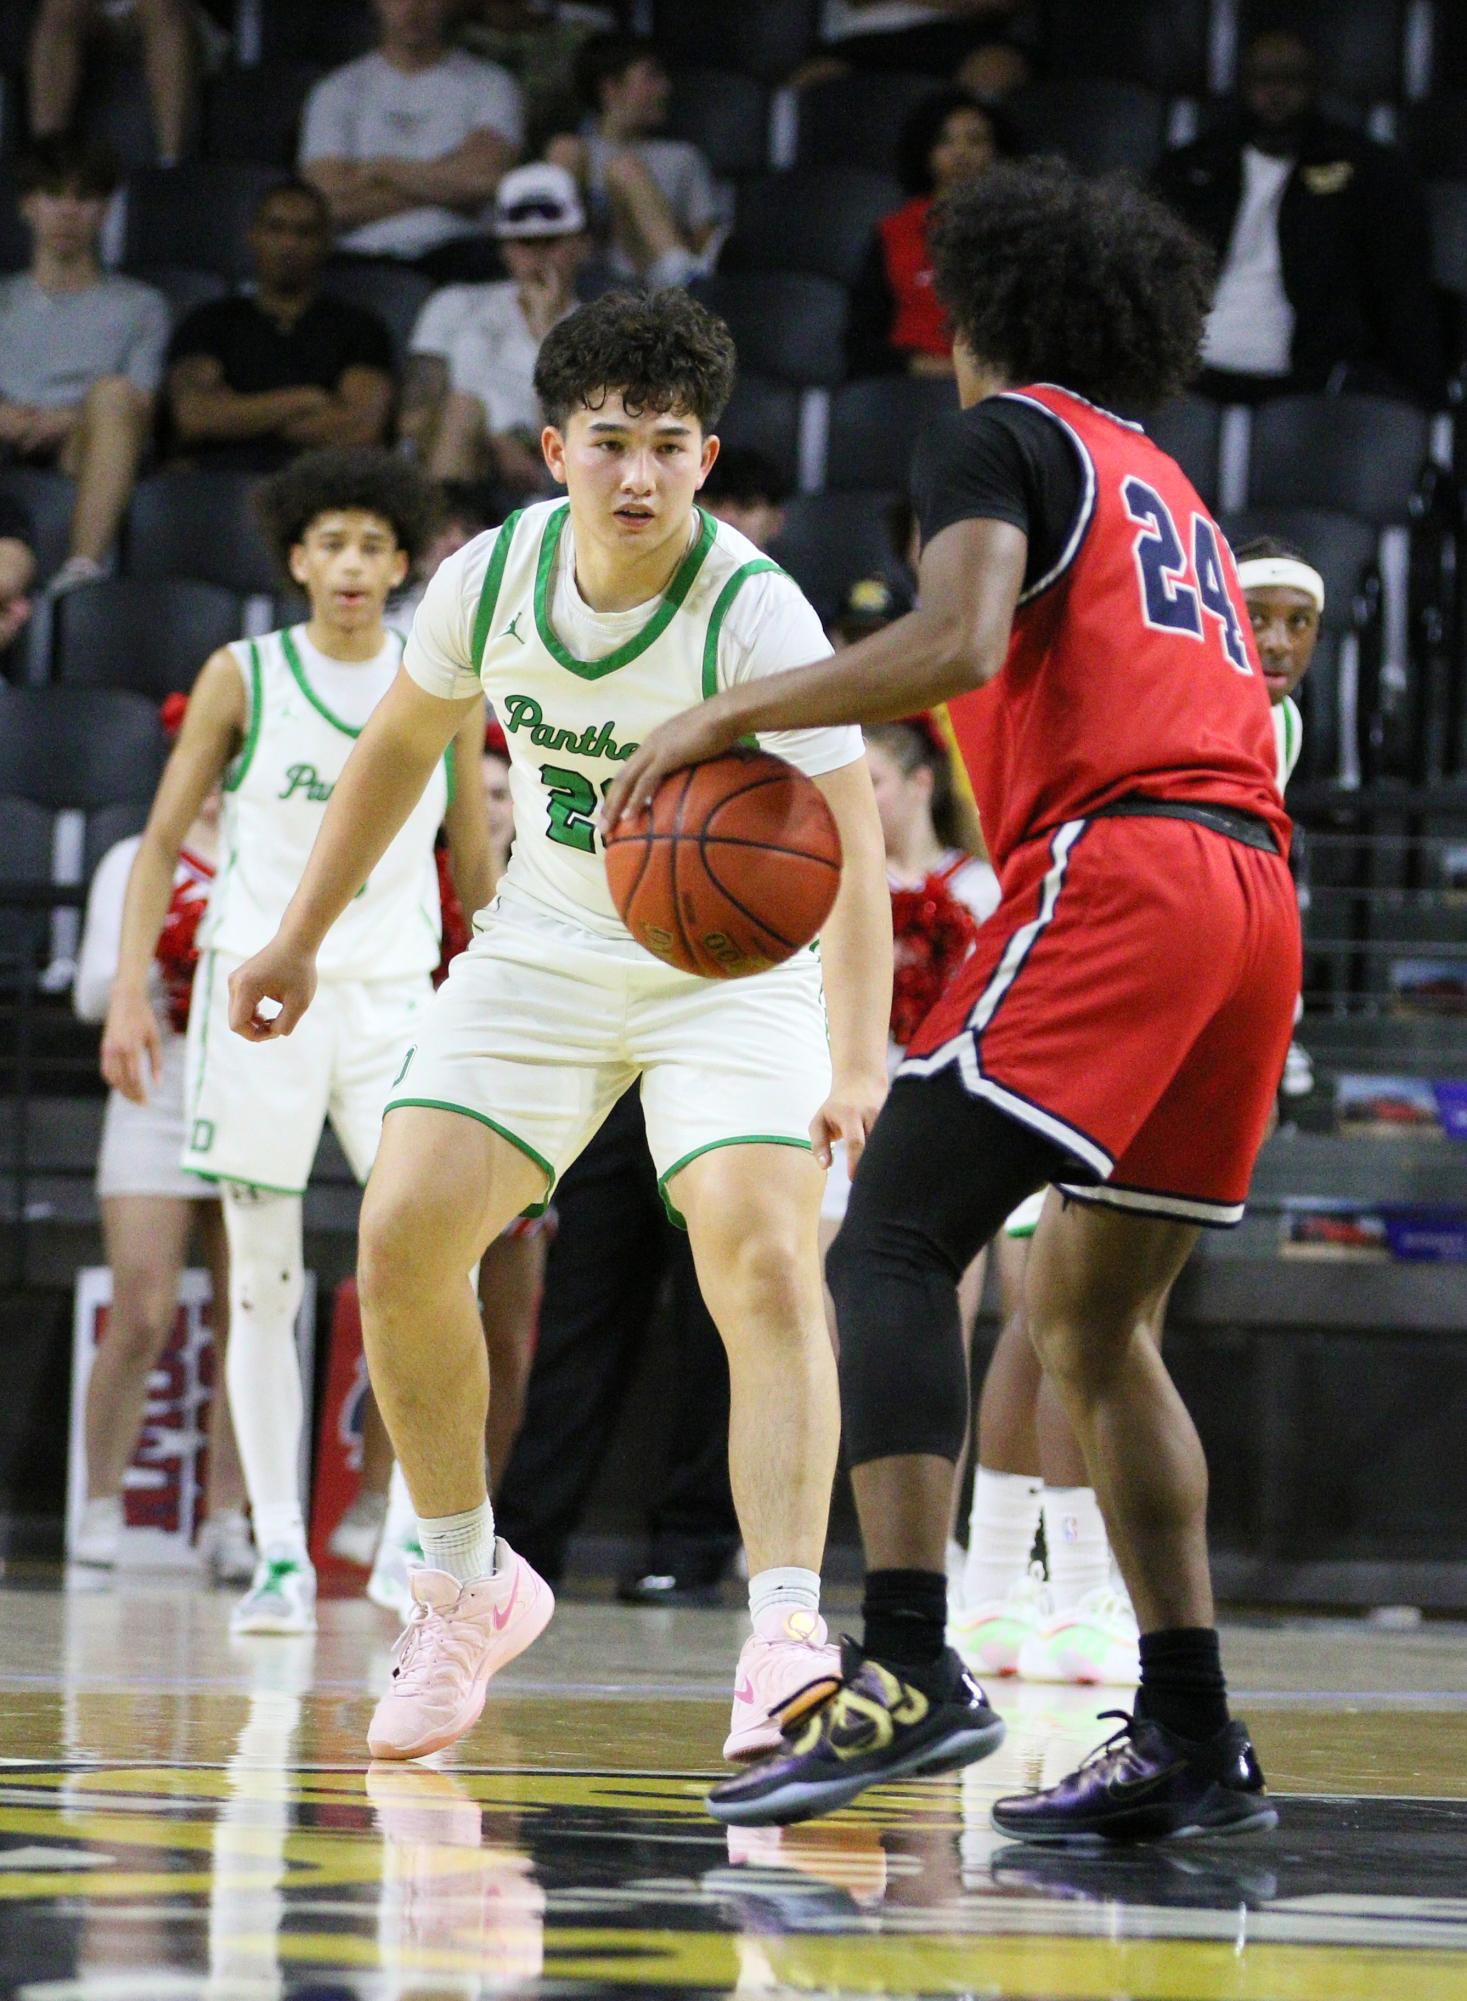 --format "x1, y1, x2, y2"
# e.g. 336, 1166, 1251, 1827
229, 291, 890, 1763
101, 449, 493, 1636
951, 535, 1323, 1688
